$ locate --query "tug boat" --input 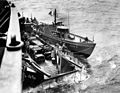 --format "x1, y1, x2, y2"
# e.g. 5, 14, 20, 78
32, 9, 96, 58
